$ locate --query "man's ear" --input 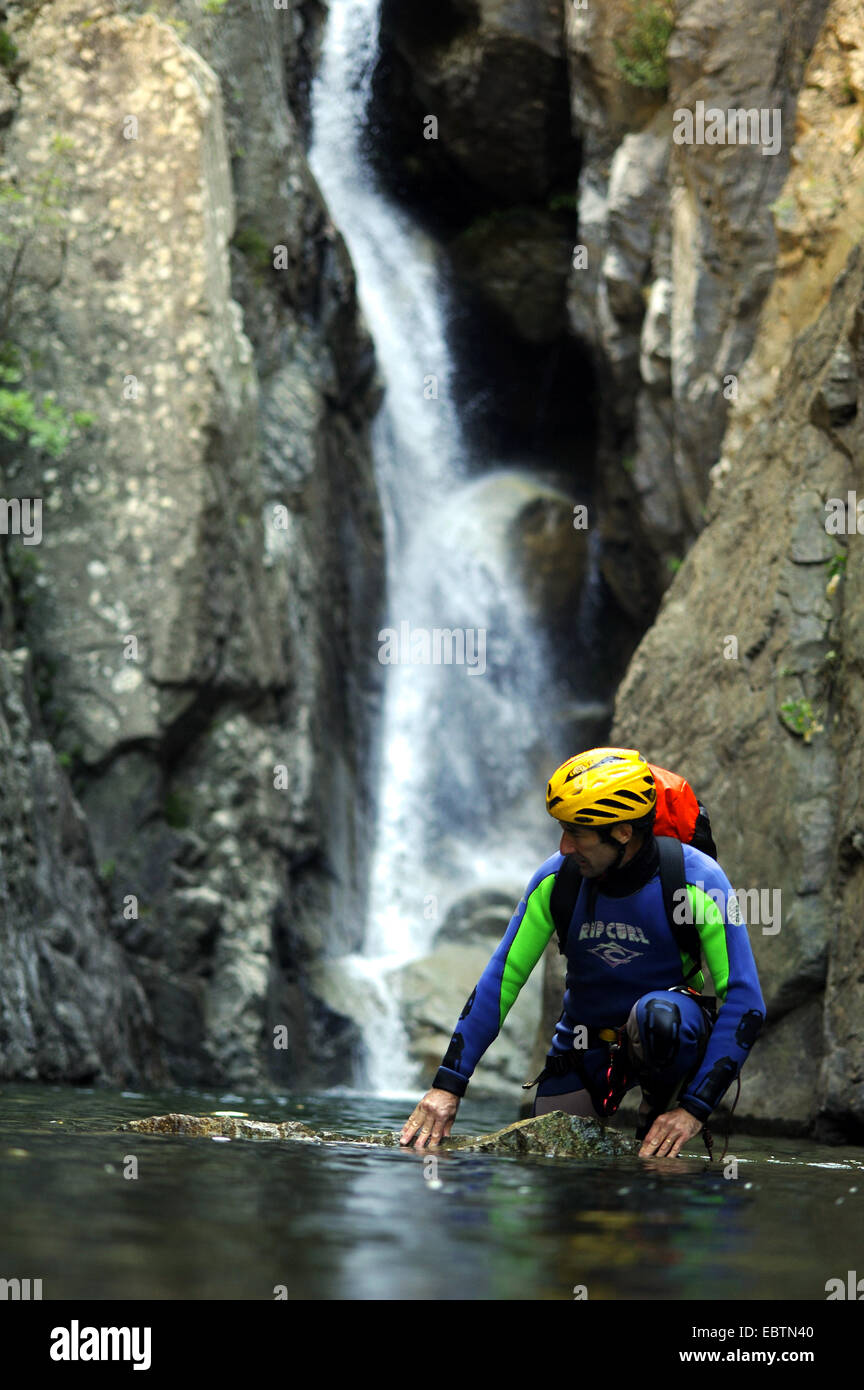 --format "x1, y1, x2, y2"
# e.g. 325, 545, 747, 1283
611, 823, 634, 845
